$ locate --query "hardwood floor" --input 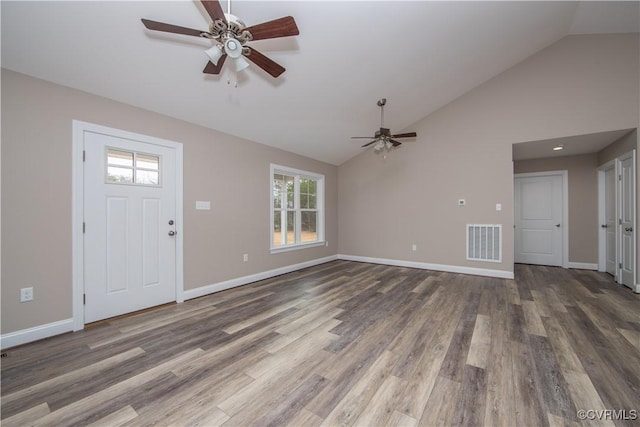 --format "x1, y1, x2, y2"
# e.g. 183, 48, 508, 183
2, 261, 639, 426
